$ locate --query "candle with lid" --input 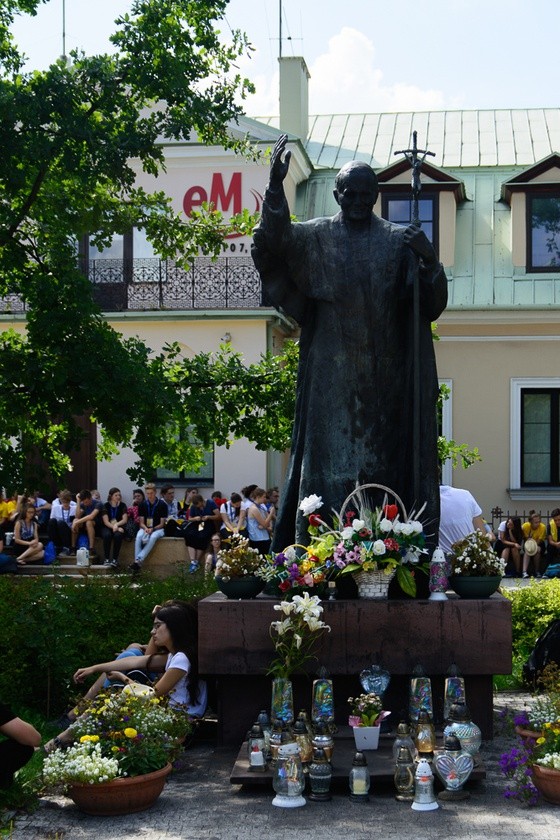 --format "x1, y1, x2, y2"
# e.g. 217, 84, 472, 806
349, 751, 370, 802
